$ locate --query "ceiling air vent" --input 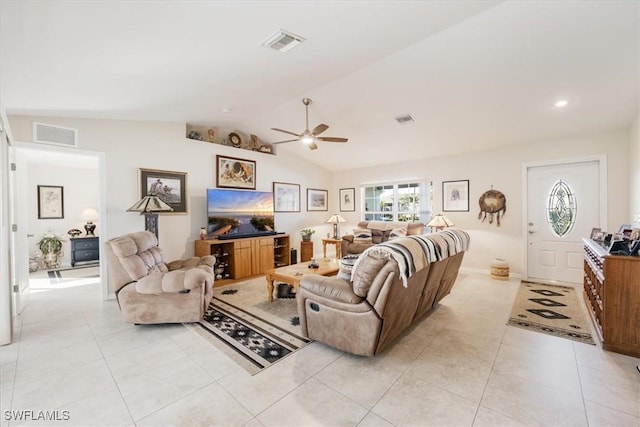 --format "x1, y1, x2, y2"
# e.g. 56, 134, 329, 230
261, 29, 305, 52
33, 122, 78, 147
395, 114, 415, 124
